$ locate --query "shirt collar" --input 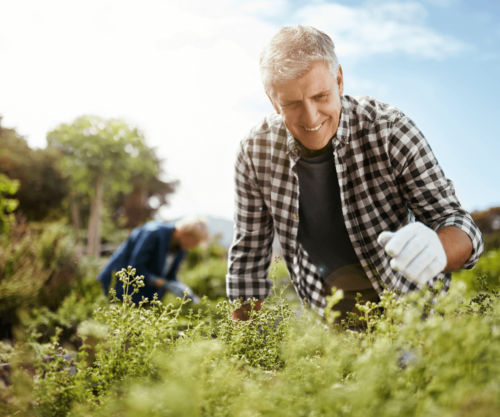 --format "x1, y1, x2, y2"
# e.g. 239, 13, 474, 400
285, 95, 351, 159
335, 96, 350, 145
